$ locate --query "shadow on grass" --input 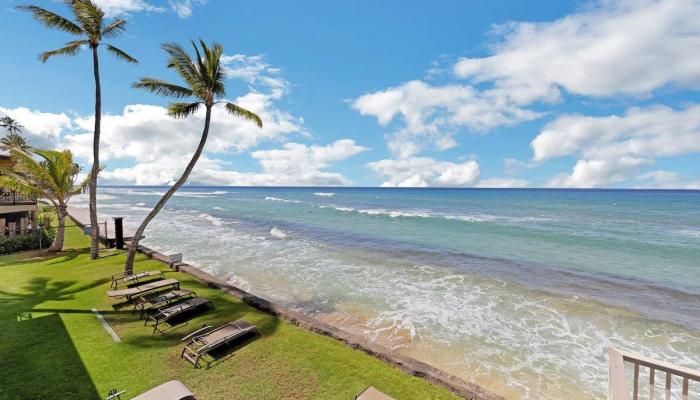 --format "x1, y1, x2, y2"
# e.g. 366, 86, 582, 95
0, 313, 100, 400
0, 276, 110, 321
